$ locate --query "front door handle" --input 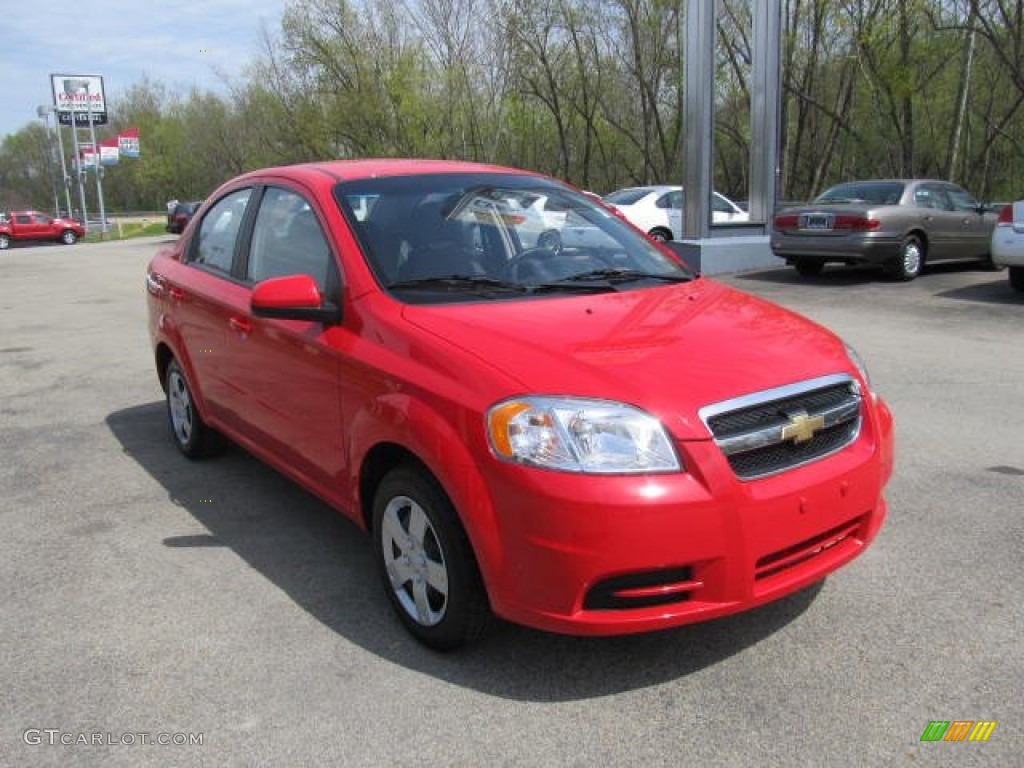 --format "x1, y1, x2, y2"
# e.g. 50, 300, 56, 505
229, 316, 252, 334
